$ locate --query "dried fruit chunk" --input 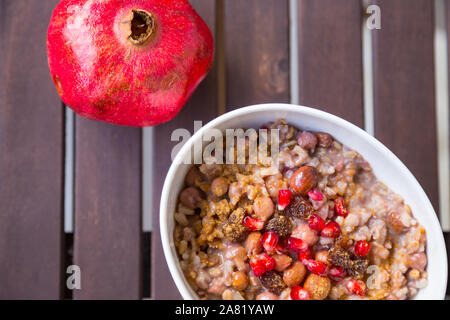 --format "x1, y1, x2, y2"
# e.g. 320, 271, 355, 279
328, 246, 368, 278
284, 196, 314, 219
259, 271, 286, 295
266, 215, 292, 237
315, 132, 333, 148
289, 166, 318, 195
223, 208, 247, 242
